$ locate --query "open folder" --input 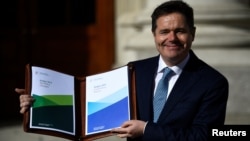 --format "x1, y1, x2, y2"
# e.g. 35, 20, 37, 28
23, 64, 137, 141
